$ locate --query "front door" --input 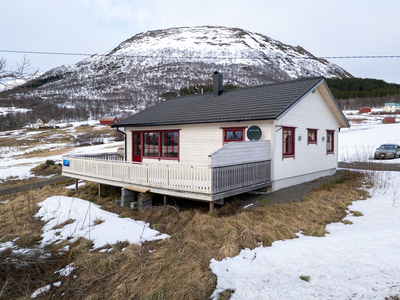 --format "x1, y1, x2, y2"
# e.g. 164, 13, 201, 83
132, 132, 142, 162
